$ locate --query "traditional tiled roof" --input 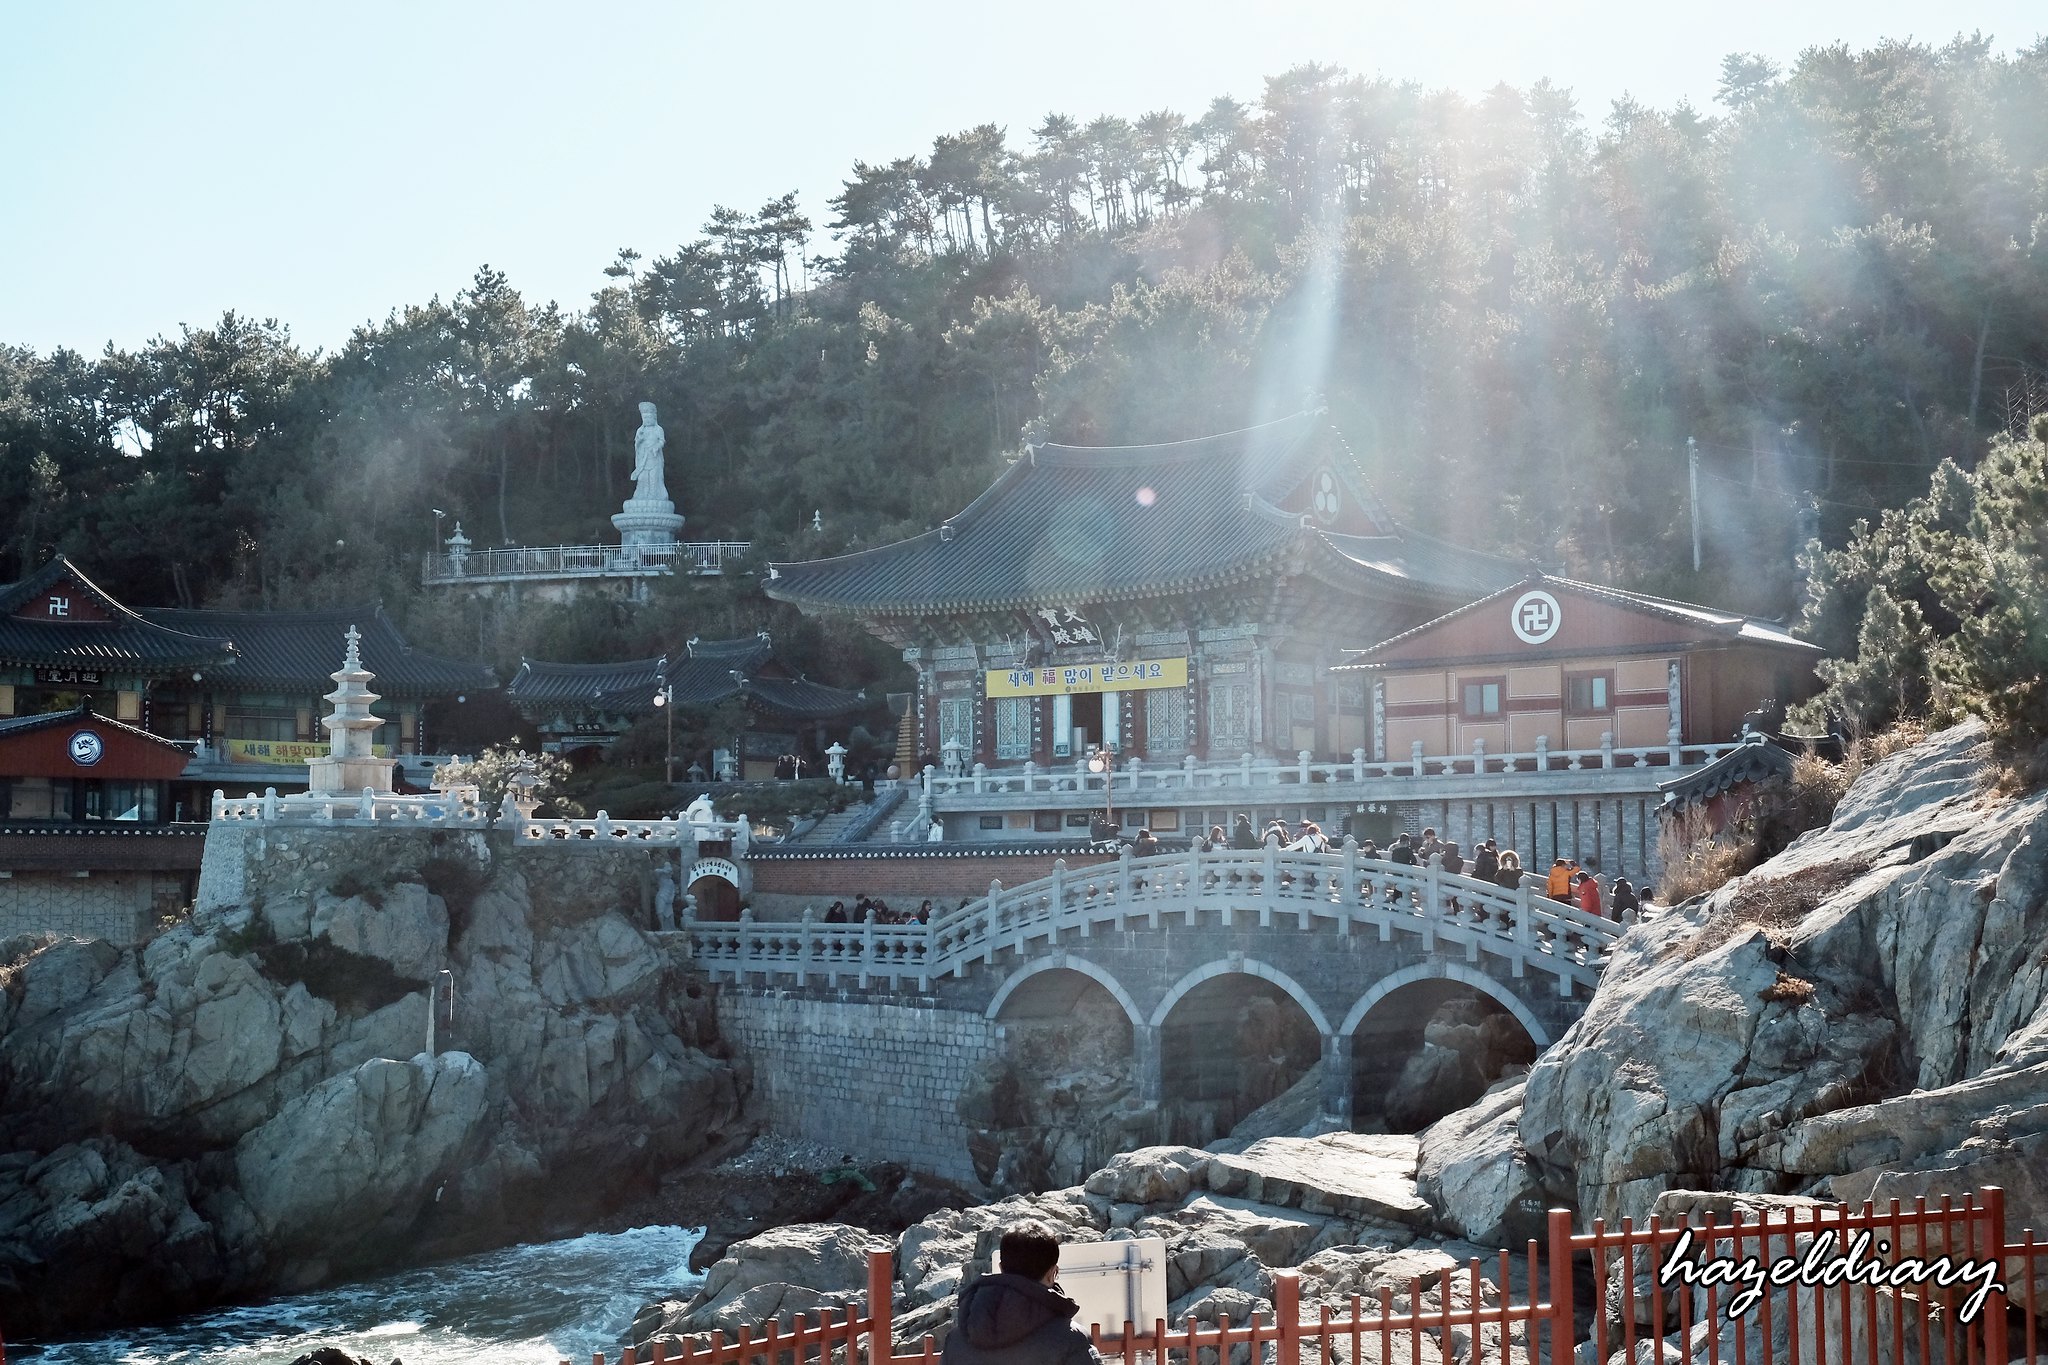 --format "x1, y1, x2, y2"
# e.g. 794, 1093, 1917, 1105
0, 703, 191, 754
142, 604, 496, 697
1338, 573, 1825, 668
507, 658, 667, 716
0, 559, 237, 674
765, 414, 1518, 616
685, 634, 775, 668
1657, 735, 1798, 810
